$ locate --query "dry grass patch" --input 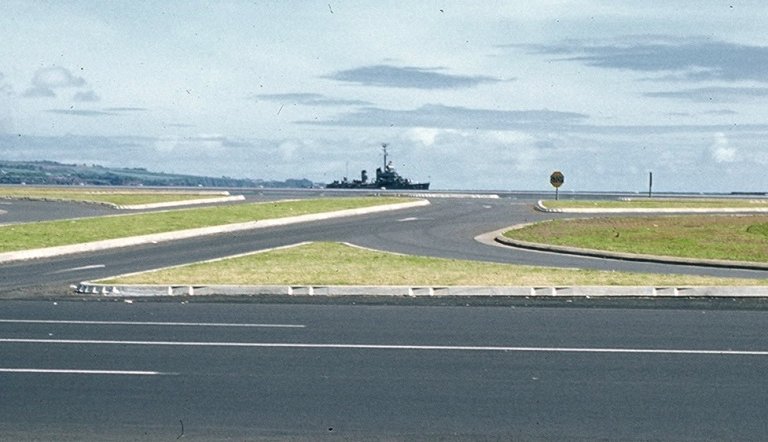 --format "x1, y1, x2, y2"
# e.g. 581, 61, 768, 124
98, 242, 766, 287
